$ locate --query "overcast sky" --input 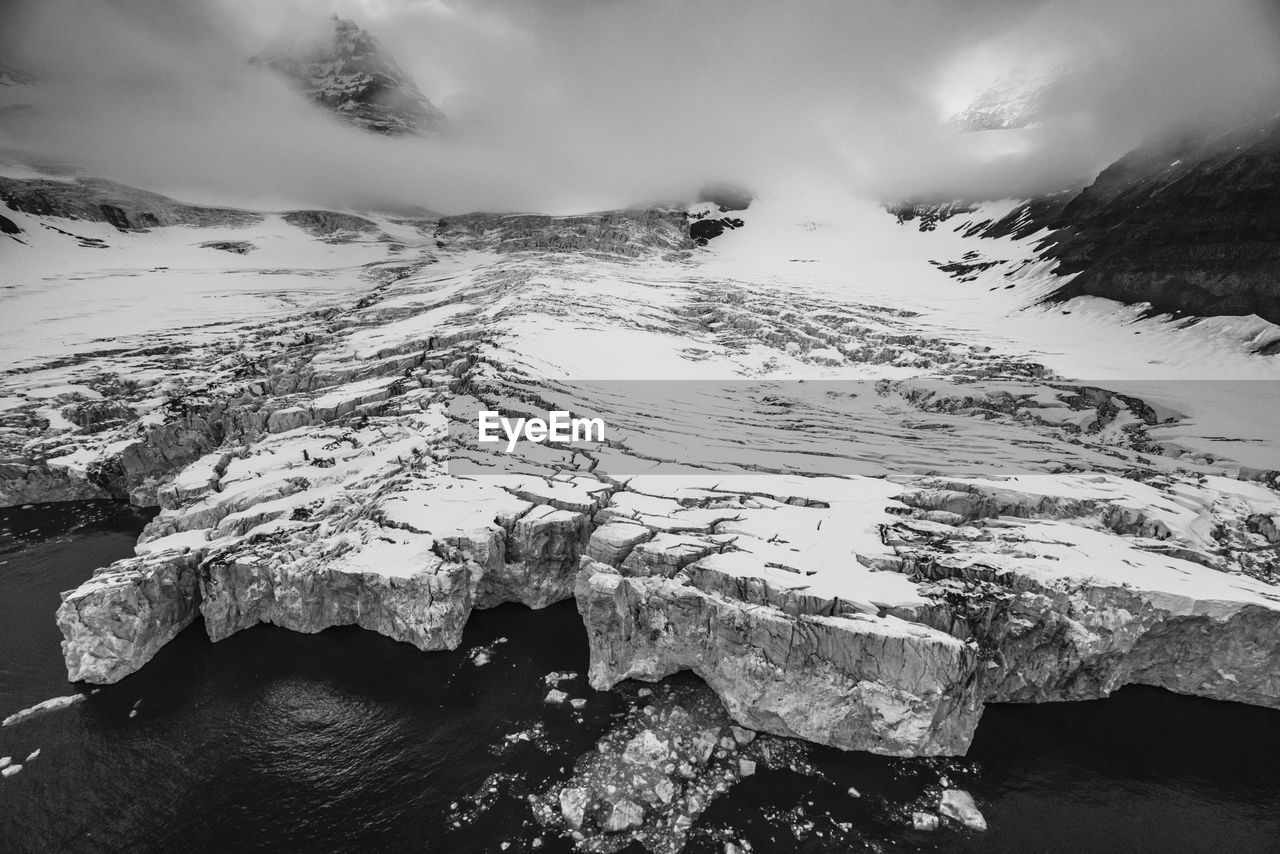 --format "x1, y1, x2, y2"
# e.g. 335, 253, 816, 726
2, 0, 1279, 213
